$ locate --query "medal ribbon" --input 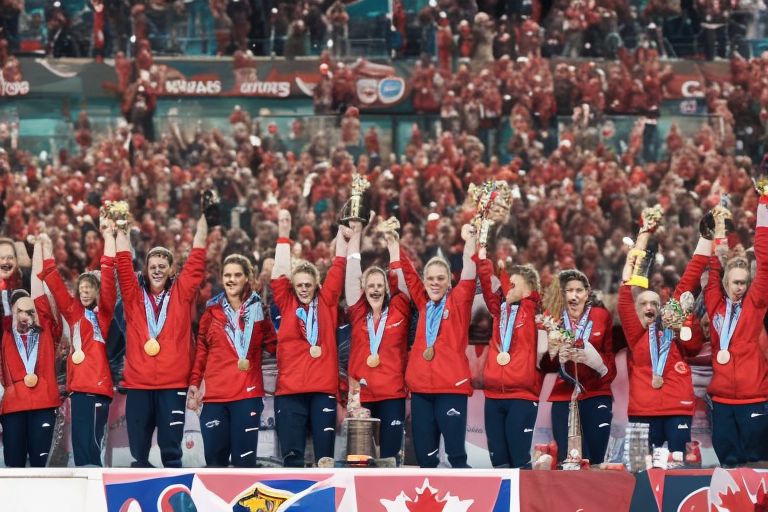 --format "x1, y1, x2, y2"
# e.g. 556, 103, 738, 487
648, 319, 673, 377
295, 297, 319, 347
499, 302, 520, 353
222, 292, 263, 359
143, 288, 171, 339
559, 306, 593, 391
73, 308, 106, 354
366, 308, 389, 356
718, 299, 741, 351
425, 295, 447, 348
13, 328, 39, 375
